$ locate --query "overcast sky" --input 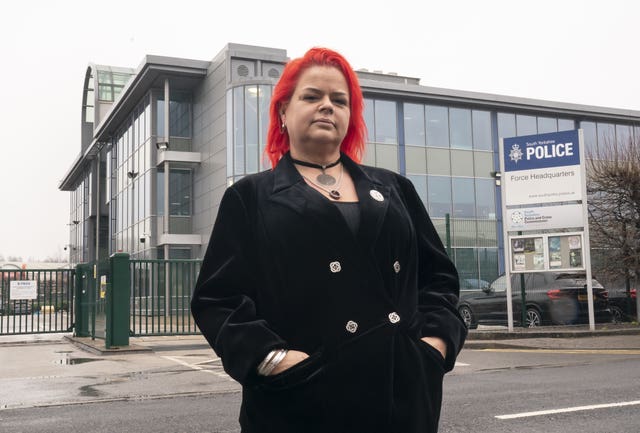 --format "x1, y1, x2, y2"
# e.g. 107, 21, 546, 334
1, 0, 638, 262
